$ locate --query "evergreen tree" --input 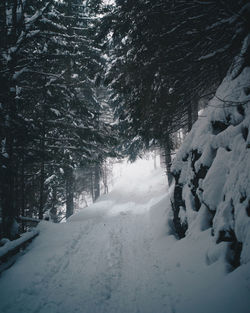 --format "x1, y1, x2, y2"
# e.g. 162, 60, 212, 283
0, 0, 52, 238
100, 0, 250, 183
0, 0, 117, 237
